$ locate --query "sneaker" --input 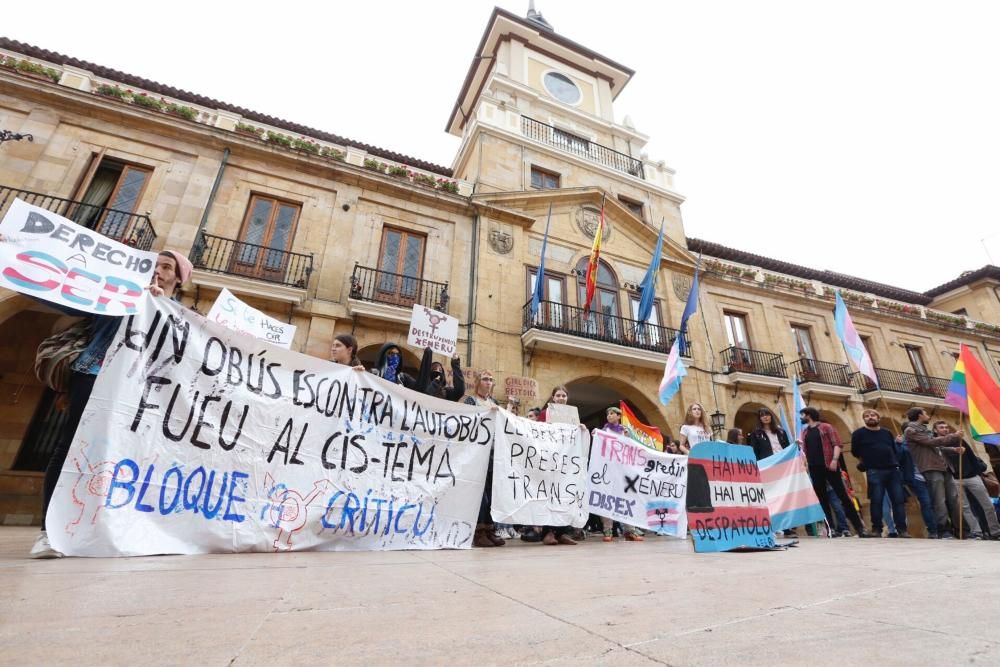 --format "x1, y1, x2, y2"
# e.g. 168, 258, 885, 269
897, 531, 912, 538
887, 532, 898, 538
29, 531, 62, 559
625, 532, 644, 542
972, 534, 985, 541
940, 532, 955, 540
840, 530, 852, 538
858, 531, 875, 538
